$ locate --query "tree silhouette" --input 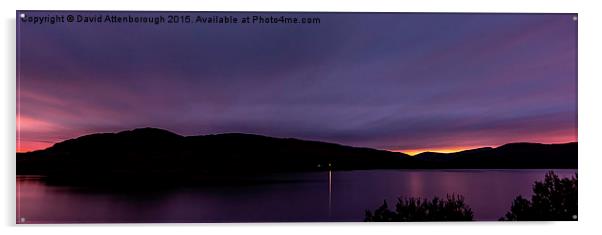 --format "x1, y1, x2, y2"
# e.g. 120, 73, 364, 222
365, 194, 473, 221
500, 171, 577, 221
